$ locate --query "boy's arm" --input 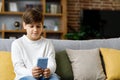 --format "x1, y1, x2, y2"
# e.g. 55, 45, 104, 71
46, 41, 56, 74
11, 41, 32, 77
